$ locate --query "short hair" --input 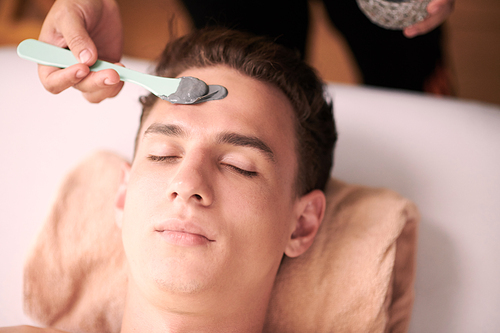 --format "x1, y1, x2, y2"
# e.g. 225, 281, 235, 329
139, 27, 337, 196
